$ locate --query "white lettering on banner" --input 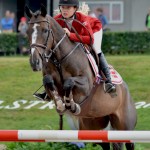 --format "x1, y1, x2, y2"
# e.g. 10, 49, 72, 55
0, 100, 149, 110
143, 103, 150, 108
135, 101, 150, 109
0, 100, 55, 110
24, 101, 45, 109
4, 100, 28, 109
